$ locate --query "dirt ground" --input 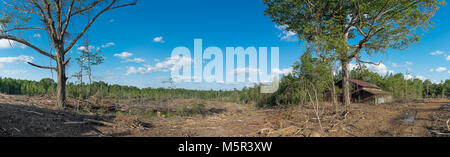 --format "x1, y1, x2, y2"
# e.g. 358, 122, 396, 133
0, 93, 448, 137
